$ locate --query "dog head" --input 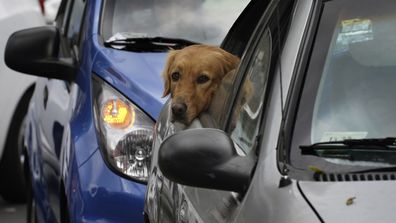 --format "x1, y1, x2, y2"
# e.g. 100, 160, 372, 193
162, 45, 240, 125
